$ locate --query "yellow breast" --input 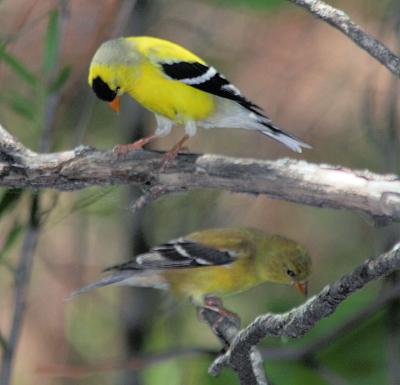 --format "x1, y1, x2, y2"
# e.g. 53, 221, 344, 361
128, 61, 215, 123
163, 259, 259, 303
